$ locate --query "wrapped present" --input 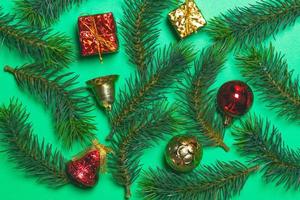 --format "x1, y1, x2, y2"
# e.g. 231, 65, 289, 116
168, 0, 206, 39
78, 12, 119, 60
